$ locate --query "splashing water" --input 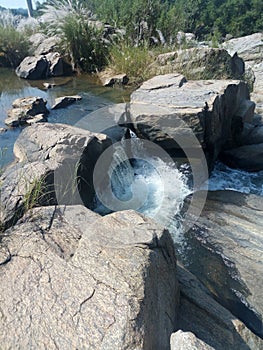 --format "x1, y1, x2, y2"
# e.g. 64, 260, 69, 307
207, 161, 263, 196
94, 133, 191, 235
